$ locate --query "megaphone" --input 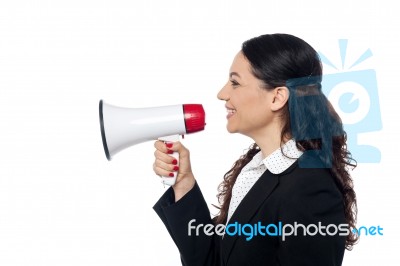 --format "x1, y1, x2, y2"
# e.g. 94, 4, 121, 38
99, 100, 206, 186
